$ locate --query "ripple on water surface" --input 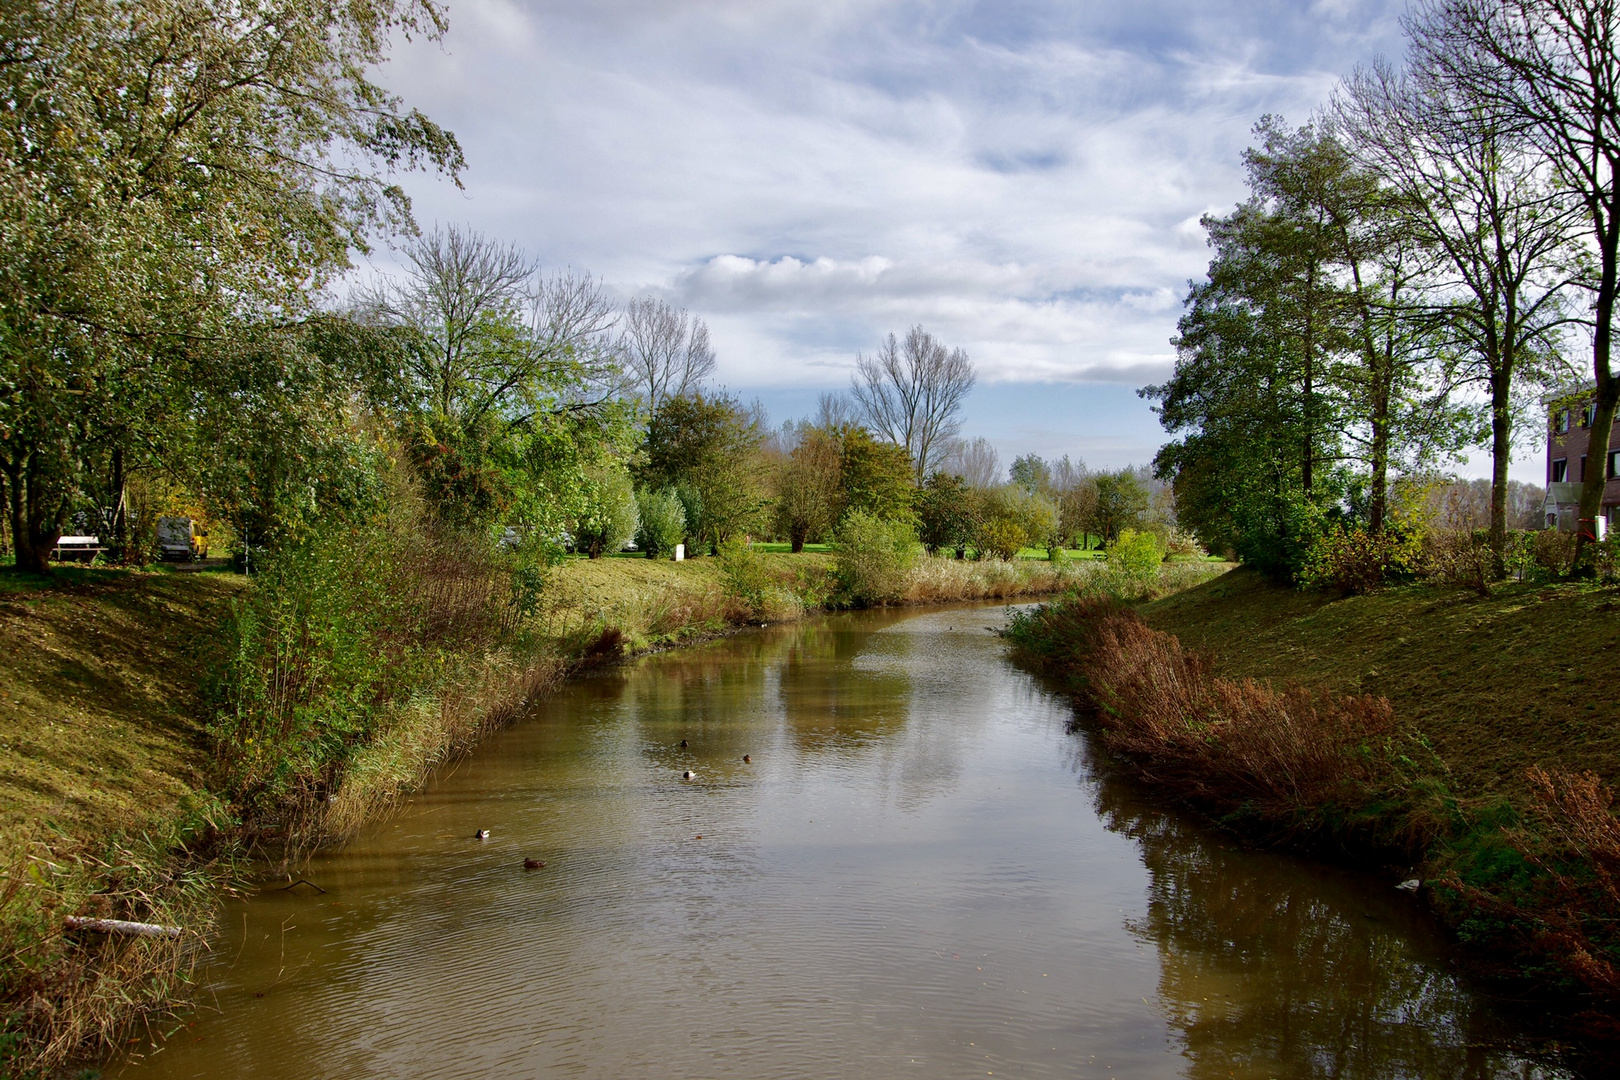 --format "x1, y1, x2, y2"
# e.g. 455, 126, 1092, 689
119, 606, 1572, 1079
